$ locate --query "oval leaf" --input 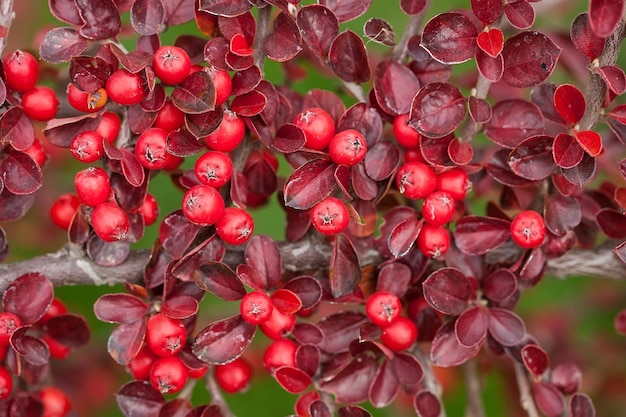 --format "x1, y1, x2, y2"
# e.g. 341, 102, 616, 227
421, 12, 478, 64
94, 293, 148, 324
329, 235, 361, 299
193, 262, 246, 301
455, 306, 488, 348
502, 31, 562, 88
193, 315, 256, 365
3, 272, 53, 324
487, 308, 525, 346
454, 216, 511, 256
328, 30, 371, 83
275, 366, 312, 394
409, 82, 465, 138
422, 267, 472, 316
284, 159, 337, 210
